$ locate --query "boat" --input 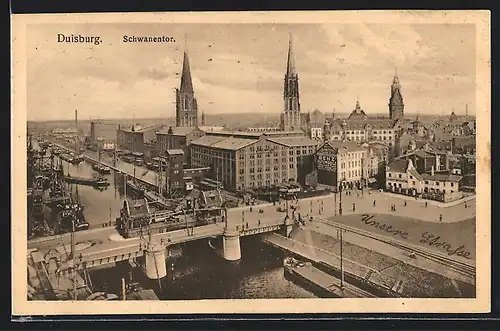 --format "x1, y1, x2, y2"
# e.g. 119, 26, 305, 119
59, 153, 84, 165
63, 175, 110, 187
126, 180, 145, 196
92, 163, 112, 175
